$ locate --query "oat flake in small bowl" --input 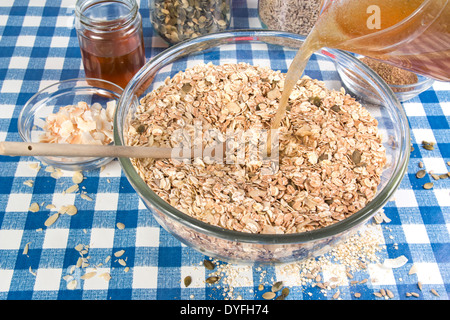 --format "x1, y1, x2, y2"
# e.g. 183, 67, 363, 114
18, 78, 123, 171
